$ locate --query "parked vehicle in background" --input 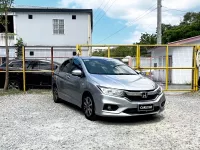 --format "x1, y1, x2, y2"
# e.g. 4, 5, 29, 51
52, 56, 166, 121
0, 59, 60, 90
